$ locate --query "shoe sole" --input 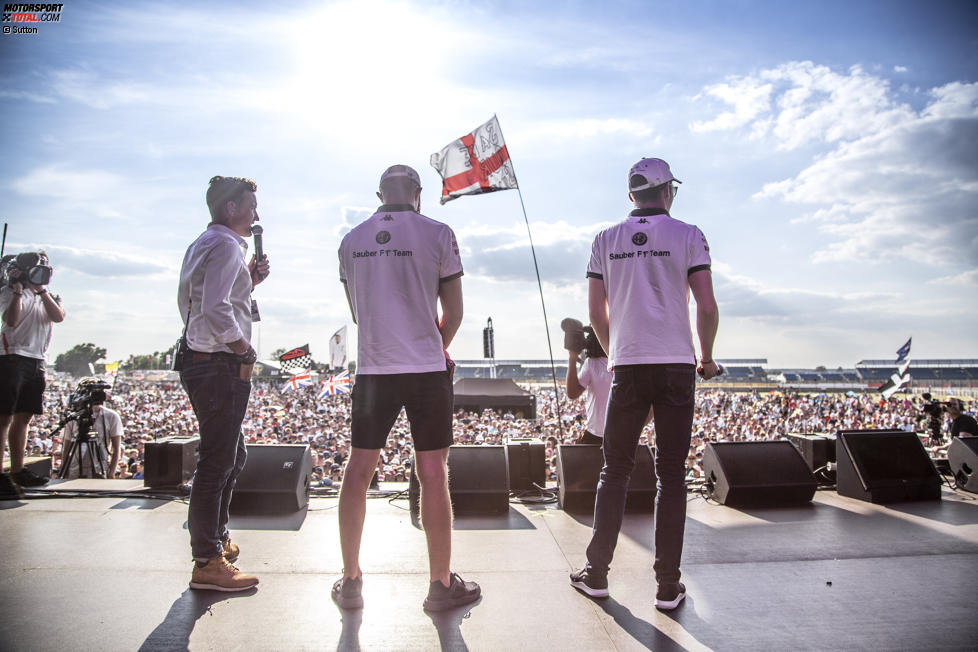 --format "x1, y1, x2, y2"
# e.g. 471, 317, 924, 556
224, 553, 239, 563
655, 592, 686, 610
423, 588, 481, 612
189, 580, 258, 592
570, 580, 609, 598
